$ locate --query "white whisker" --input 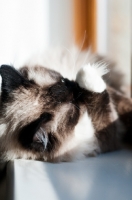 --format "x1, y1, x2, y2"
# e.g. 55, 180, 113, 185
62, 46, 75, 68
81, 50, 90, 68
69, 102, 80, 110
72, 31, 87, 79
